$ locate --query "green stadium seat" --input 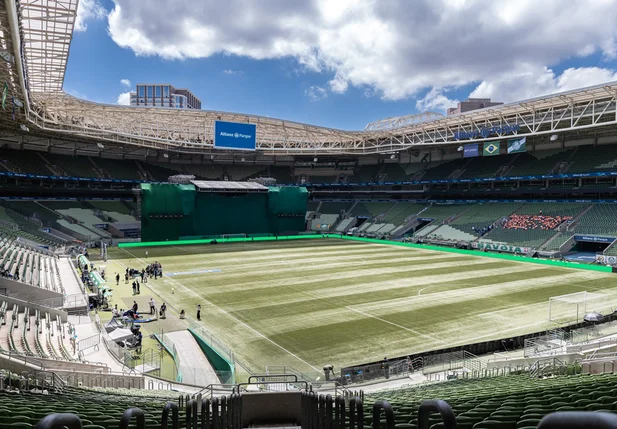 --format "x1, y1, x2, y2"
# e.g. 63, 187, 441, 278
8, 423, 33, 428
515, 419, 540, 428
472, 420, 517, 429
